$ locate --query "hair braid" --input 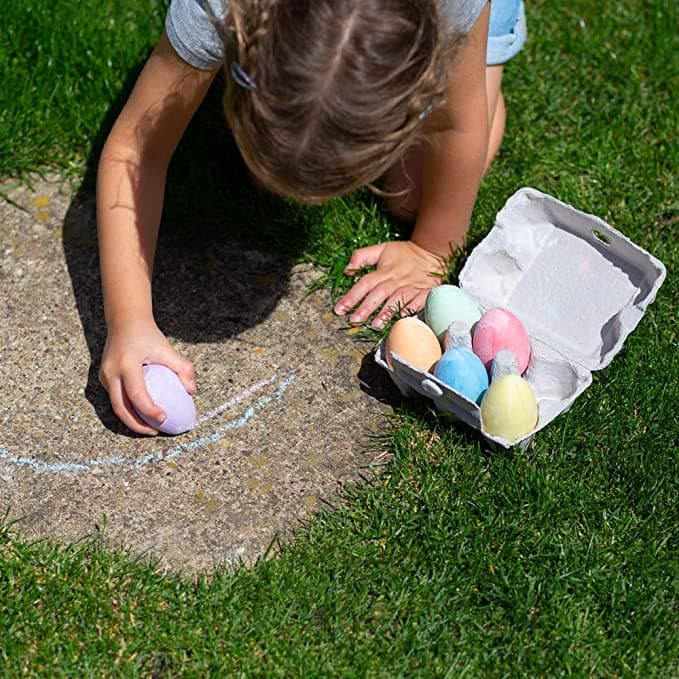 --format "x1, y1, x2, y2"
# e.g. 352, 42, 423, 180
228, 0, 275, 77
